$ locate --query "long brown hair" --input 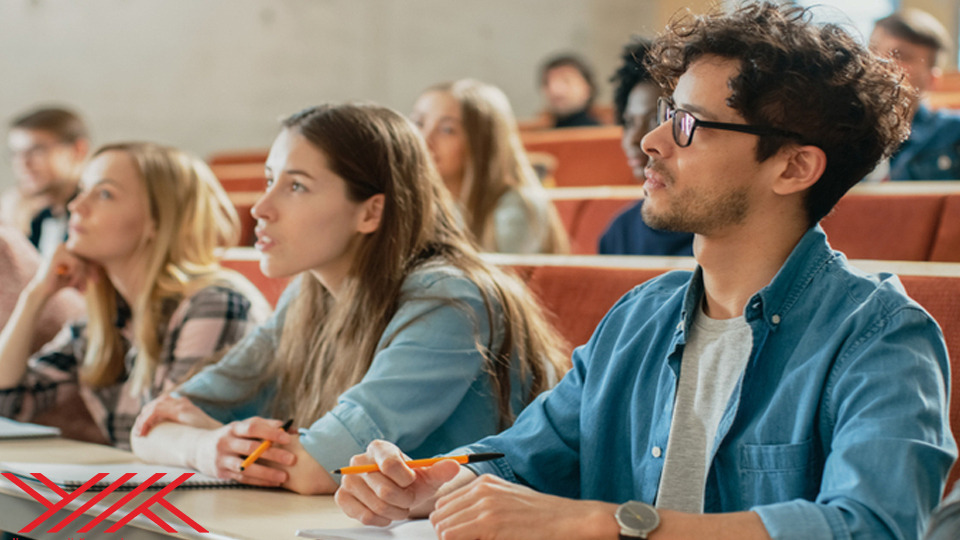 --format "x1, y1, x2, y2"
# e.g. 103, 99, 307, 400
427, 80, 569, 254
82, 143, 268, 394
266, 104, 568, 429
